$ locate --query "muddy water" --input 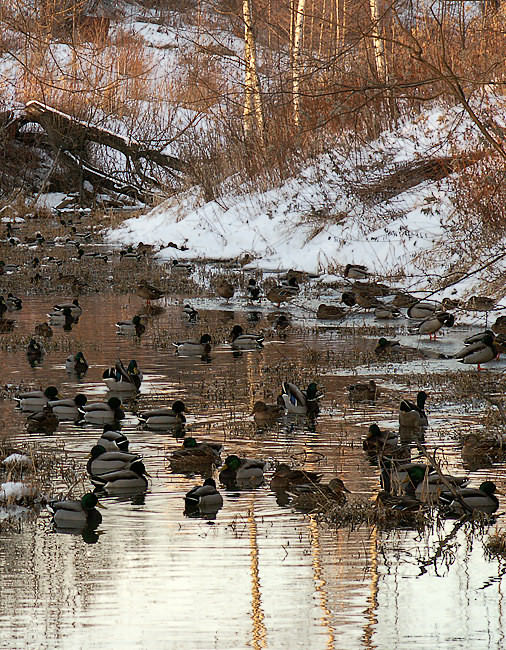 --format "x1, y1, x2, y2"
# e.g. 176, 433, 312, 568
0, 293, 505, 649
